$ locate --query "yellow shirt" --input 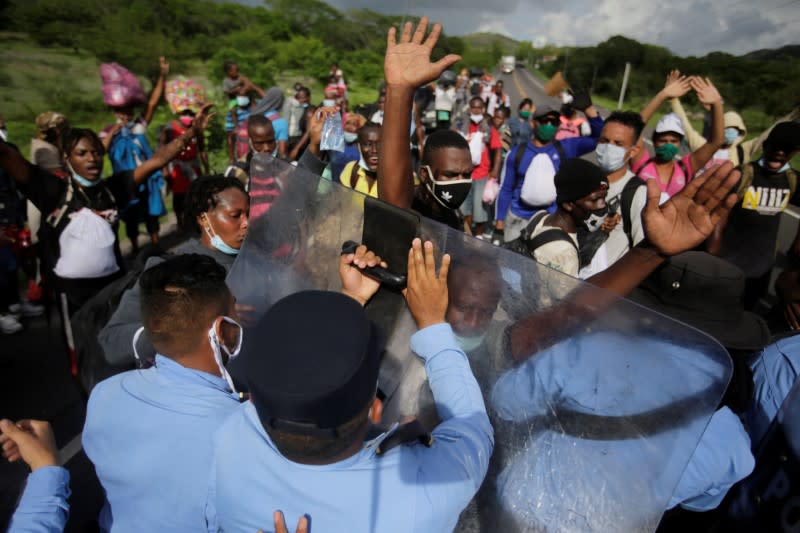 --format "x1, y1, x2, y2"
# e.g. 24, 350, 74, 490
341, 161, 379, 198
